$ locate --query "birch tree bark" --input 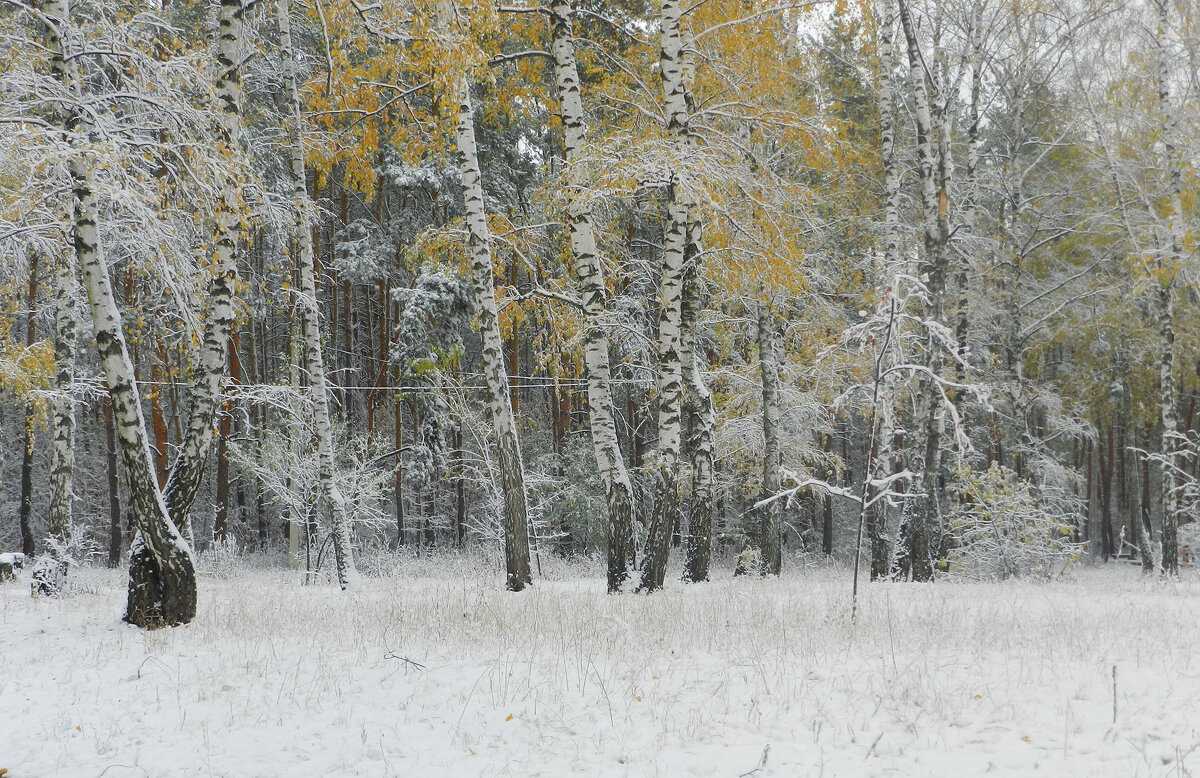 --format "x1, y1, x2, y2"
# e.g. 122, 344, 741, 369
681, 224, 716, 582
160, 0, 243, 521
18, 251, 38, 558
549, 0, 636, 592
454, 79, 533, 592
756, 300, 783, 576
1152, 0, 1182, 575
279, 0, 357, 588
40, 0, 196, 625
896, 0, 951, 582
869, 0, 903, 579
639, 0, 689, 592
44, 249, 79, 589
